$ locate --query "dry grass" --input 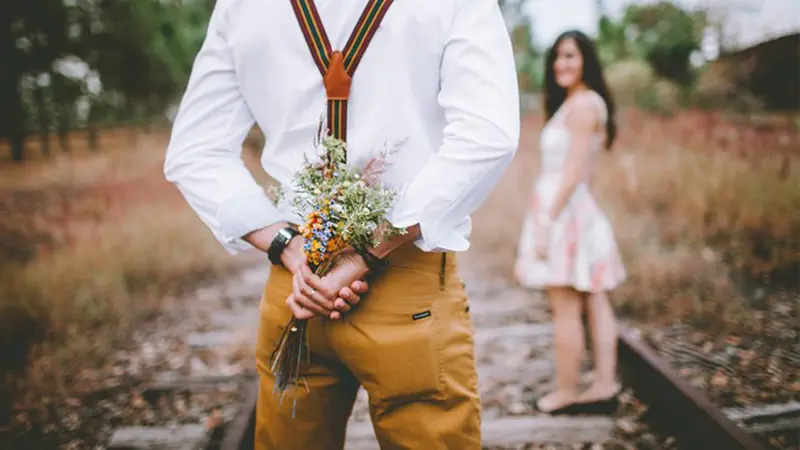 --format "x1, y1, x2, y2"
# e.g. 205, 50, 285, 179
469, 108, 799, 331
0, 130, 268, 411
